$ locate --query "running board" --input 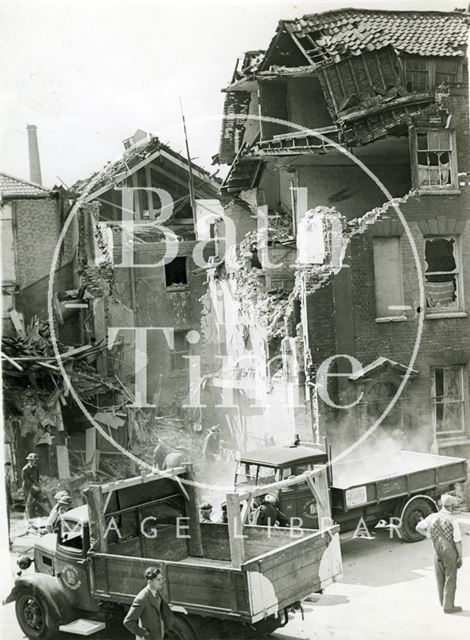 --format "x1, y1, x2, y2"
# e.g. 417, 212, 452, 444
59, 619, 106, 636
